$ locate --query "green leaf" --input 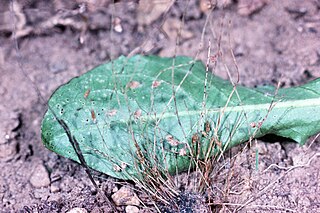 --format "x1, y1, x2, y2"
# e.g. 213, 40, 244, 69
41, 55, 320, 180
